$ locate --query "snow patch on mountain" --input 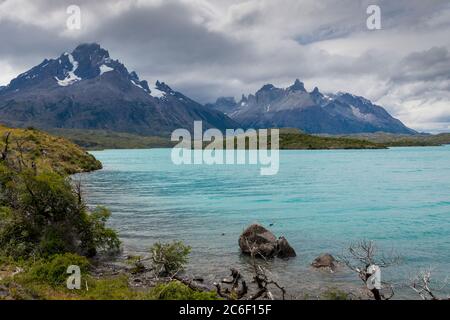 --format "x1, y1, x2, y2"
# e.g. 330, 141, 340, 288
99, 64, 114, 75
131, 79, 144, 89
55, 53, 81, 86
150, 85, 166, 98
